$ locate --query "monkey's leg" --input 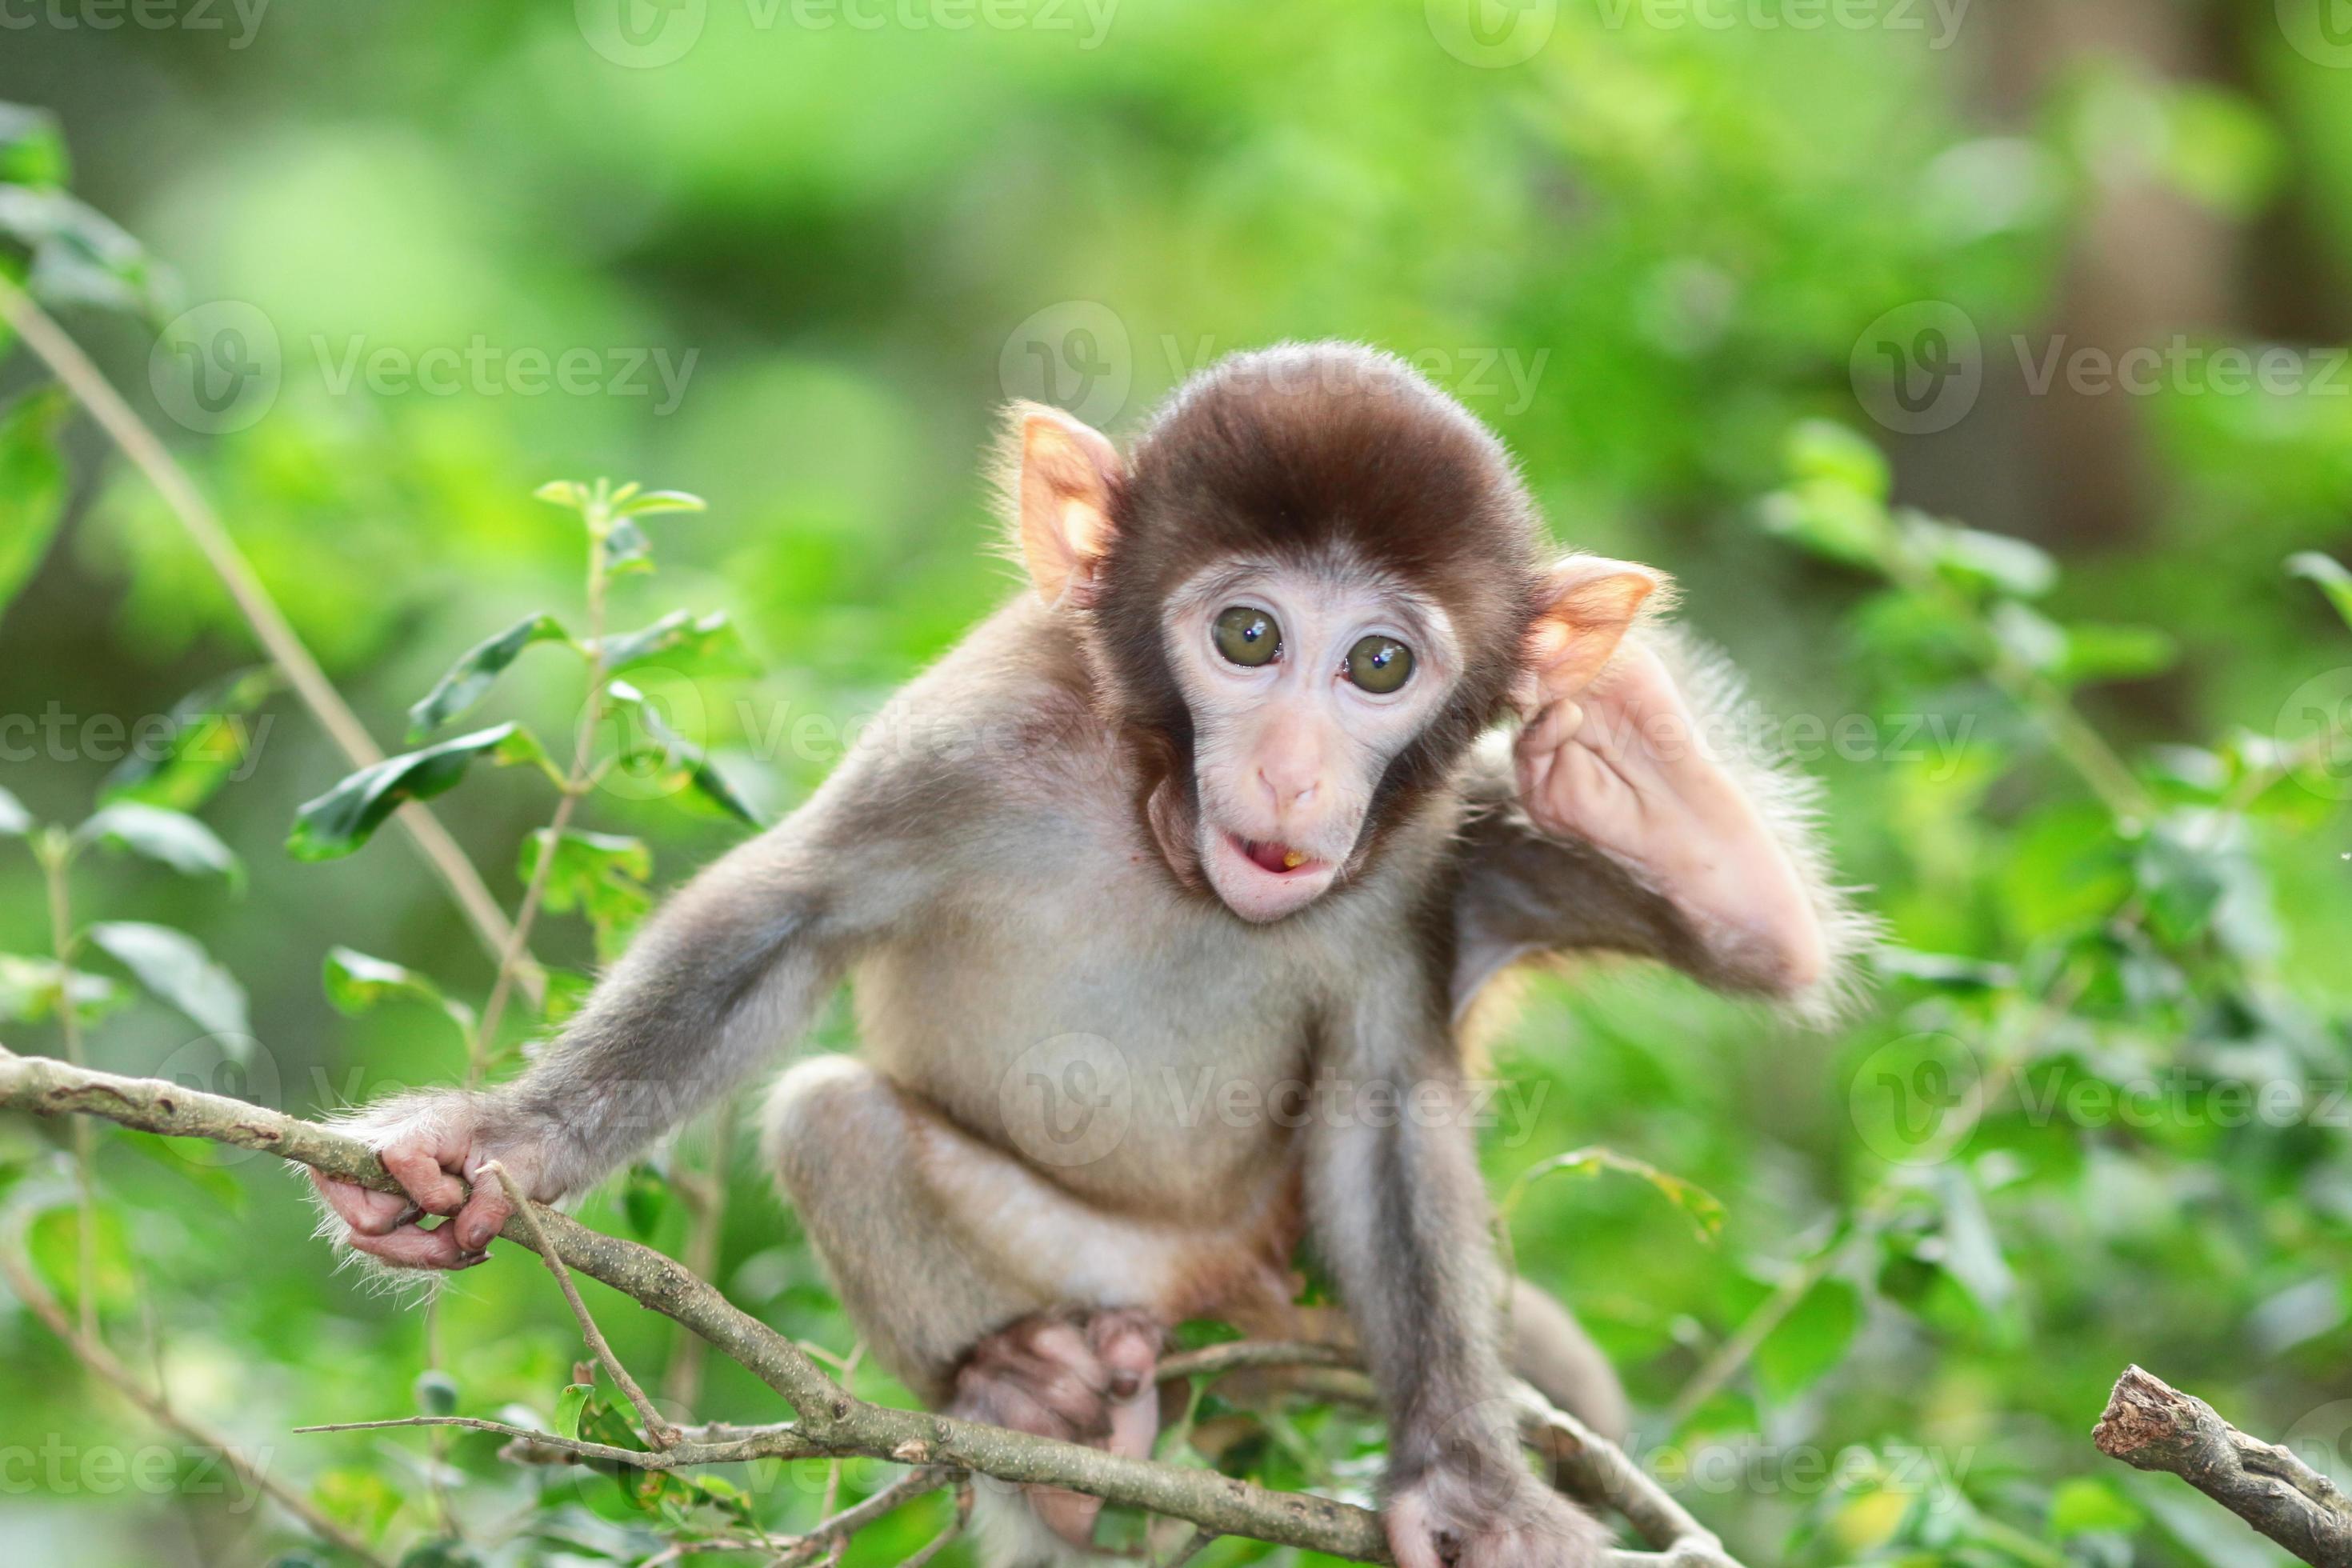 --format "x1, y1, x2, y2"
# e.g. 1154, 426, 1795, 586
1507, 1277, 1630, 1443
762, 1055, 1172, 1558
